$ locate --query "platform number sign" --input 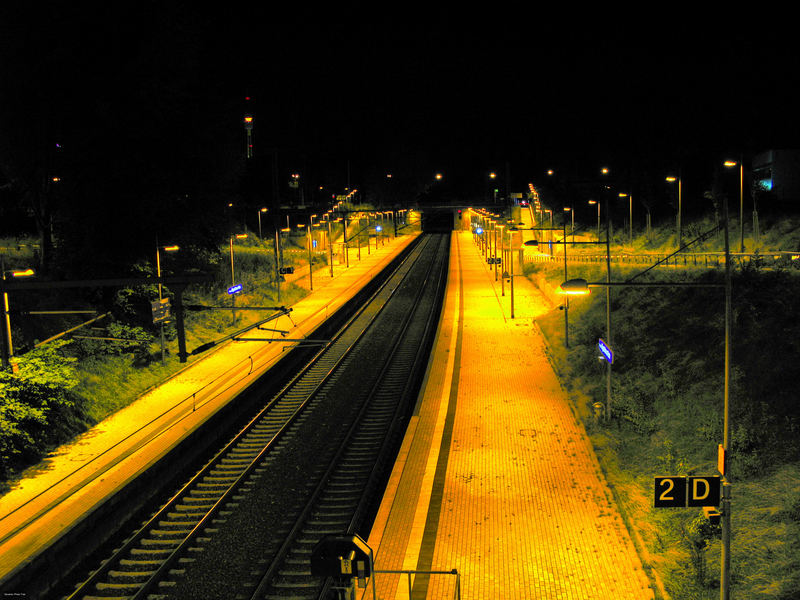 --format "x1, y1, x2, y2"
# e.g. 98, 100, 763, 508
654, 477, 687, 507
654, 476, 721, 508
